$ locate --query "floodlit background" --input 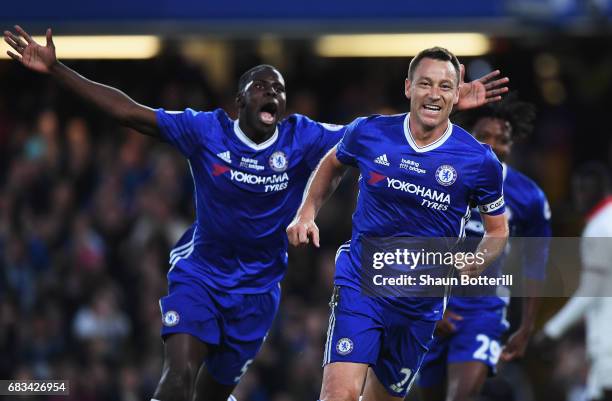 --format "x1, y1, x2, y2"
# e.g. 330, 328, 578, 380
1, 1, 611, 400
